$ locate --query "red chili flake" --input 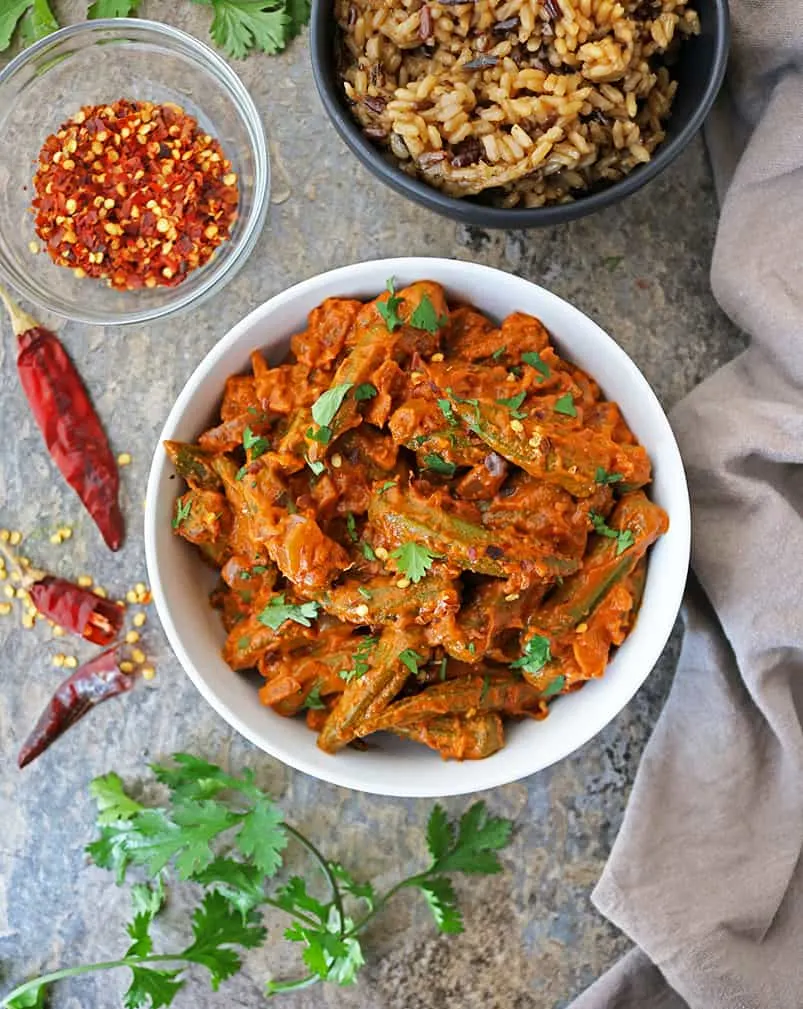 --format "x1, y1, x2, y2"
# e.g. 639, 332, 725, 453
30, 99, 239, 291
